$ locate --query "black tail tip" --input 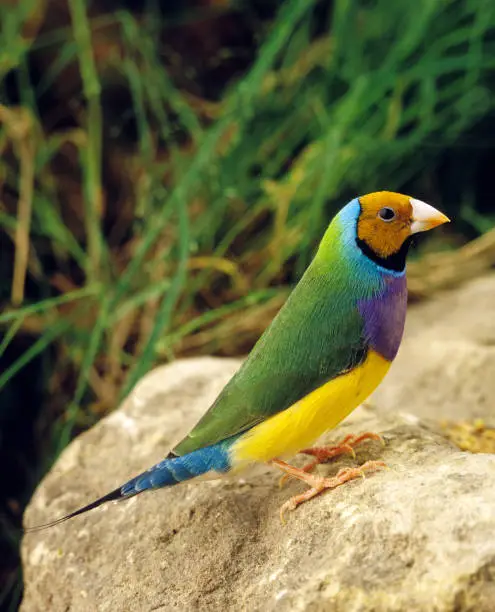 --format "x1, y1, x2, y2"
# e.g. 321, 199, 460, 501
23, 486, 124, 533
